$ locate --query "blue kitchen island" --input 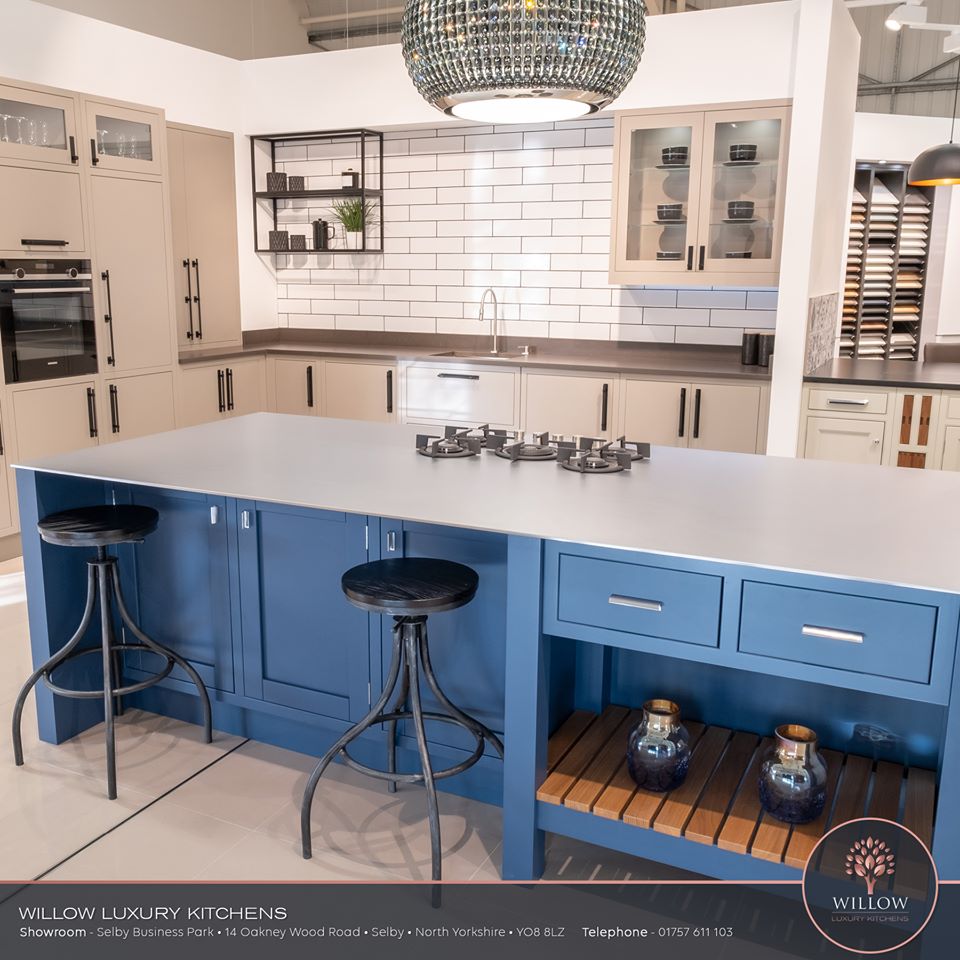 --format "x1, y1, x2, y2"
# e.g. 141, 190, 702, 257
13, 414, 960, 881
